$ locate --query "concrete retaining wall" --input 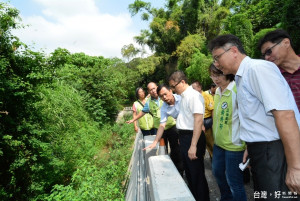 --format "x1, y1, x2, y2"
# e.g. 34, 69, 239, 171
125, 132, 195, 201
